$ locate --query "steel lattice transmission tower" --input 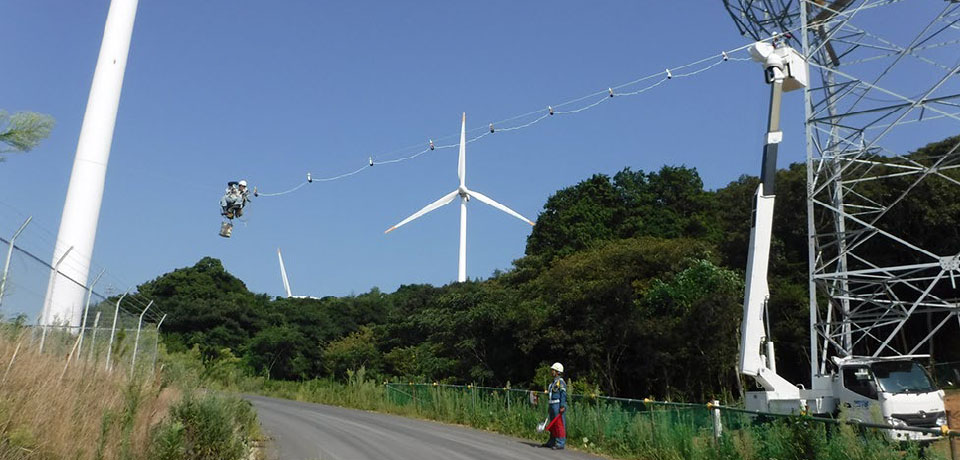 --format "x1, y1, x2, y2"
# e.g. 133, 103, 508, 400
723, 0, 960, 379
